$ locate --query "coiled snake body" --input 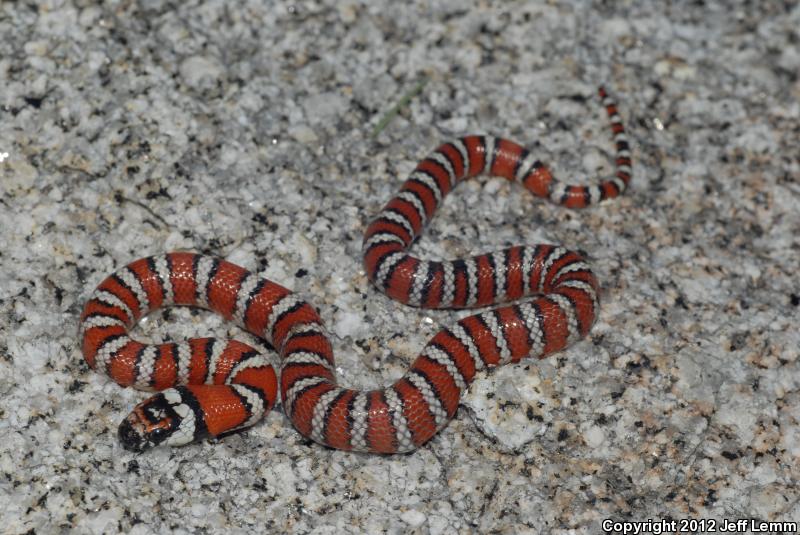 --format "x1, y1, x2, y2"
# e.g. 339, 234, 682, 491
79, 87, 630, 453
